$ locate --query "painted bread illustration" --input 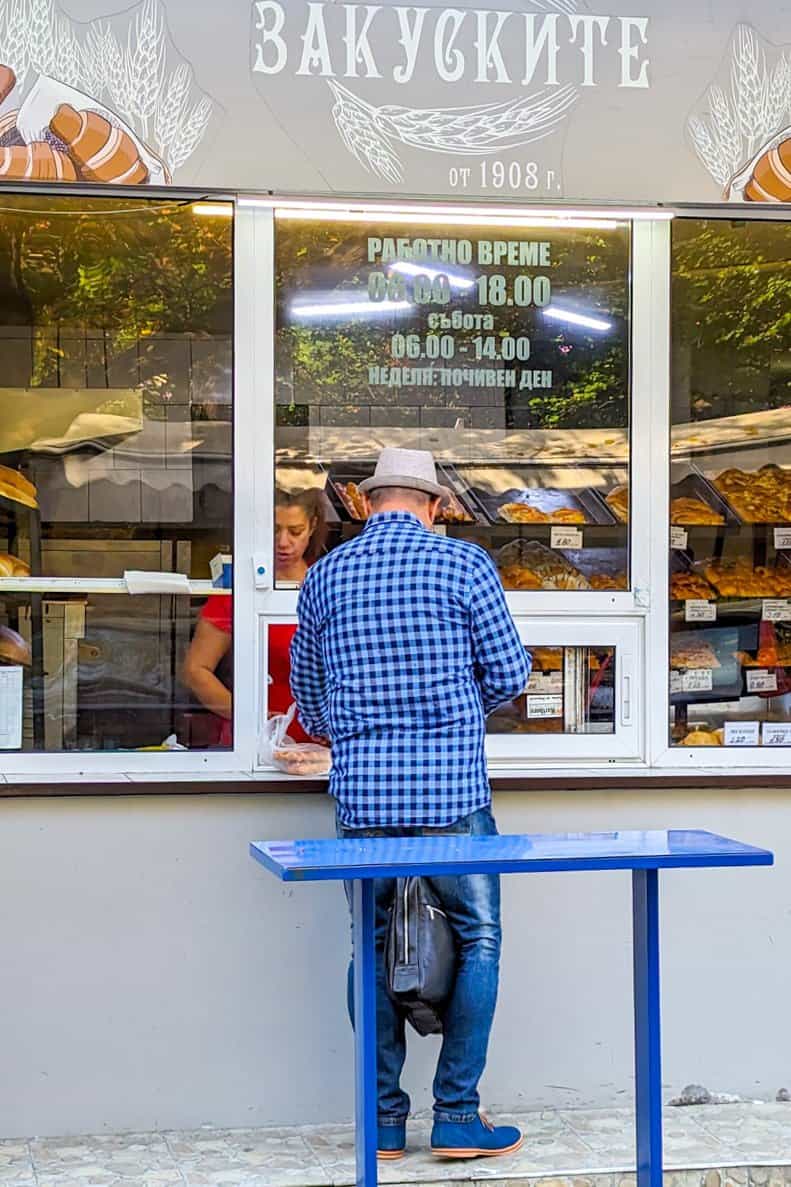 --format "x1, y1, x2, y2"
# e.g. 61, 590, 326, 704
49, 104, 149, 184
0, 142, 77, 180
743, 137, 791, 202
0, 63, 15, 104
